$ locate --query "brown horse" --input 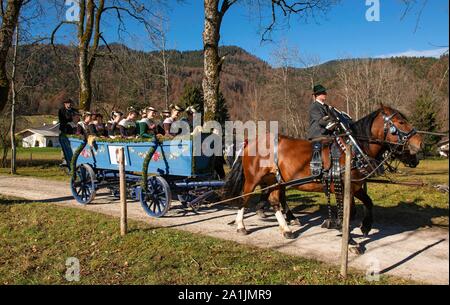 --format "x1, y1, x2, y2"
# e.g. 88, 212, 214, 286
223, 105, 423, 239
